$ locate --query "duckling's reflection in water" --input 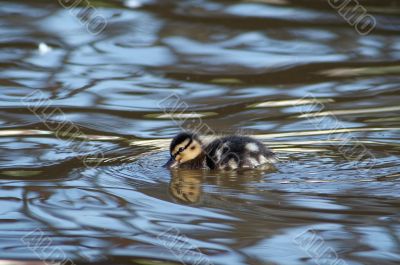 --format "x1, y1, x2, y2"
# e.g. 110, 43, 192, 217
168, 166, 277, 204
169, 169, 204, 204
